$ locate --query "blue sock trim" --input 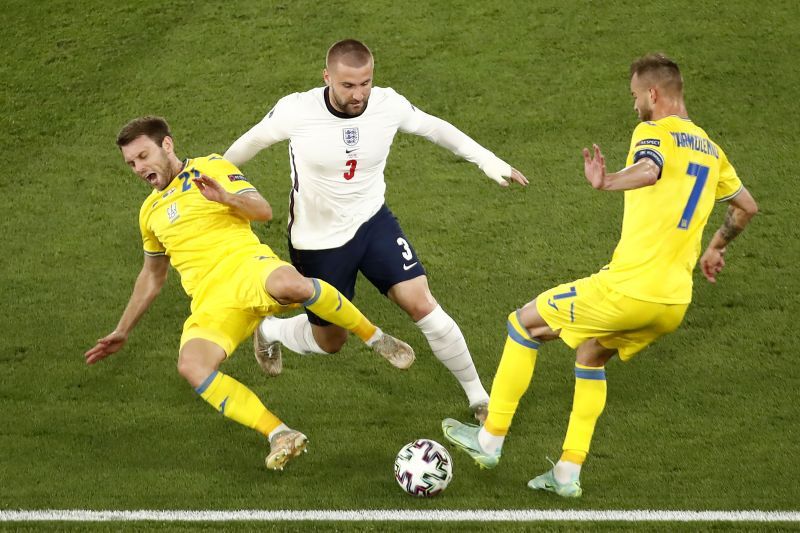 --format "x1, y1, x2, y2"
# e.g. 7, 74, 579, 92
195, 370, 219, 394
303, 278, 322, 307
506, 319, 540, 350
574, 367, 606, 380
